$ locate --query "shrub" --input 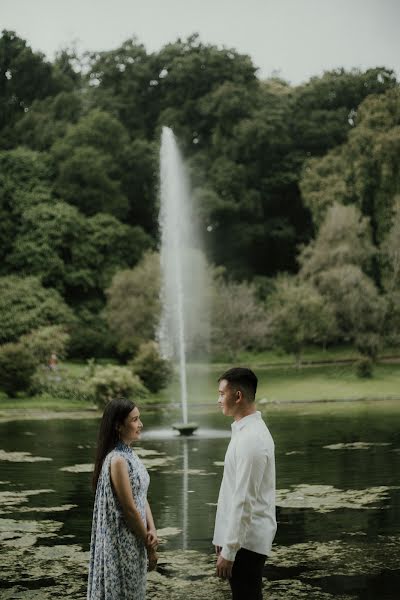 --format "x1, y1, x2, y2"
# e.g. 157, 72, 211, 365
20, 325, 70, 365
356, 357, 373, 378
30, 365, 94, 403
130, 342, 174, 393
87, 365, 148, 408
0, 342, 37, 396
